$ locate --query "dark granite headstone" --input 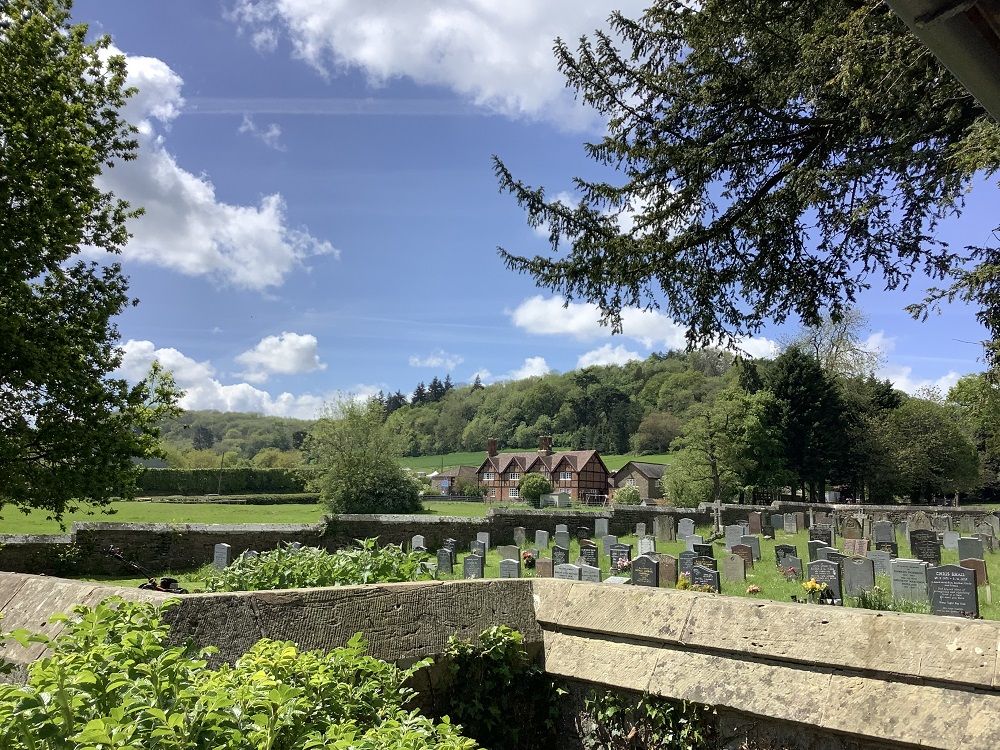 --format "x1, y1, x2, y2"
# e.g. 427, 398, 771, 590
928, 564, 979, 617
609, 543, 633, 573
691, 564, 721, 592
470, 540, 486, 557
692, 543, 714, 558
437, 548, 454, 575
809, 525, 834, 547
579, 544, 599, 569
784, 555, 803, 580
631, 555, 660, 587
443, 538, 457, 556
807, 559, 842, 601
775, 544, 798, 564
958, 536, 985, 561
825, 550, 848, 566
463, 554, 484, 579
807, 540, 825, 561
841, 557, 876, 598
732, 544, 754, 569
679, 550, 697, 578
740, 535, 761, 561
909, 529, 941, 564
577, 526, 591, 540
693, 555, 717, 571
875, 541, 898, 557
552, 545, 570, 567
